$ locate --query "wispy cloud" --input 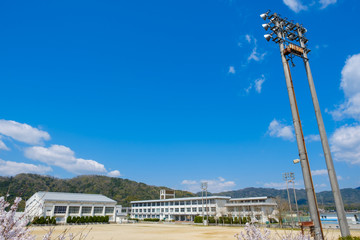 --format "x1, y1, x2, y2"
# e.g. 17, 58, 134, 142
283, 0, 308, 12
108, 170, 121, 177
244, 35, 267, 63
228, 66, 235, 74
0, 139, 9, 151
244, 75, 266, 94
254, 75, 265, 93
0, 119, 50, 145
181, 177, 235, 193
305, 134, 320, 142
267, 119, 295, 141
0, 159, 52, 176
311, 169, 328, 176
319, 0, 337, 9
